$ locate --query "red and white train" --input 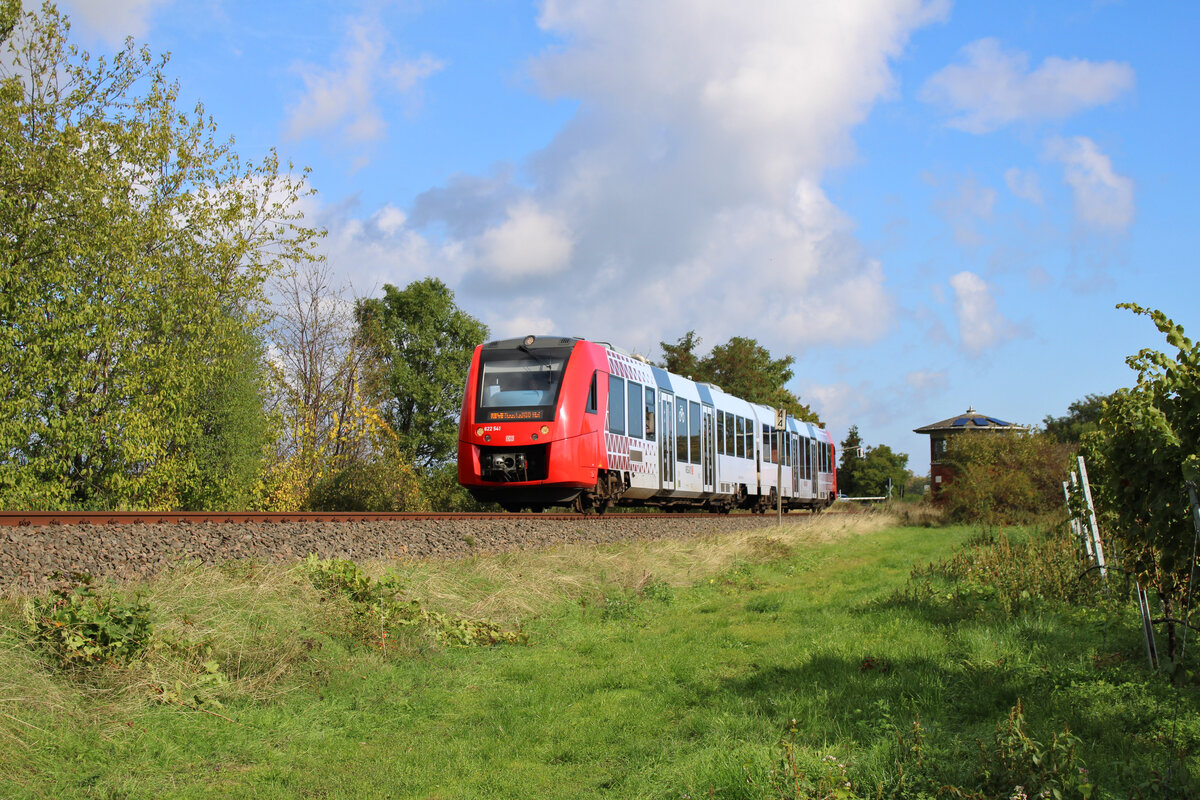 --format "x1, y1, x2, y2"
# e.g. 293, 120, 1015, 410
456, 335, 837, 513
